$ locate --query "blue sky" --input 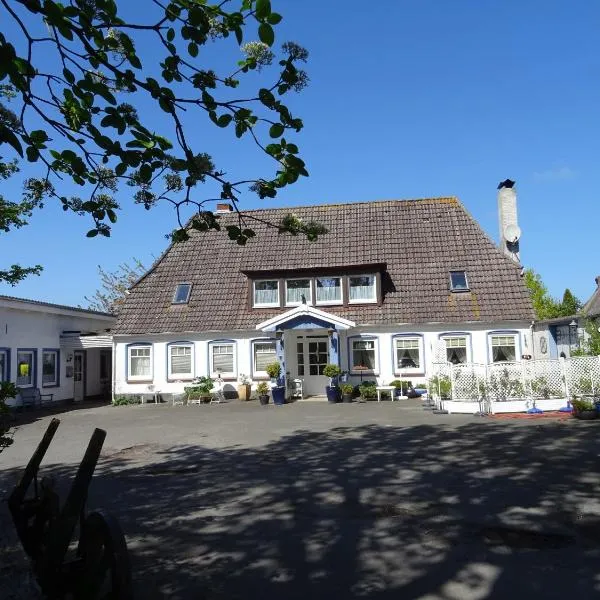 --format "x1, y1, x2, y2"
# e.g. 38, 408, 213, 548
1, 0, 599, 307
